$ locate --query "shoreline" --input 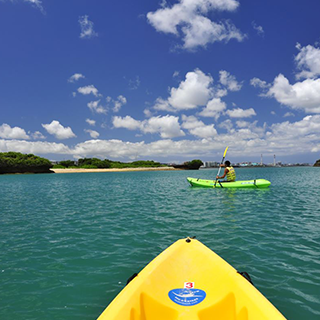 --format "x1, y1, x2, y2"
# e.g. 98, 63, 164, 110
51, 167, 179, 174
